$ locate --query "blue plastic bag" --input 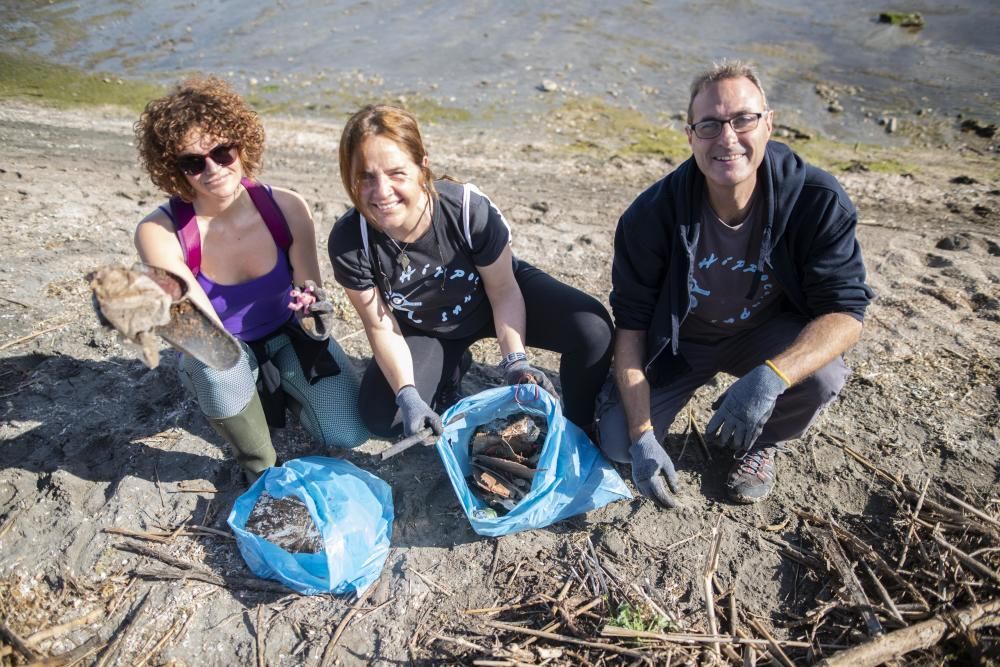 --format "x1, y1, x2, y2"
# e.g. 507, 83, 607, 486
436, 384, 631, 537
227, 456, 393, 596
